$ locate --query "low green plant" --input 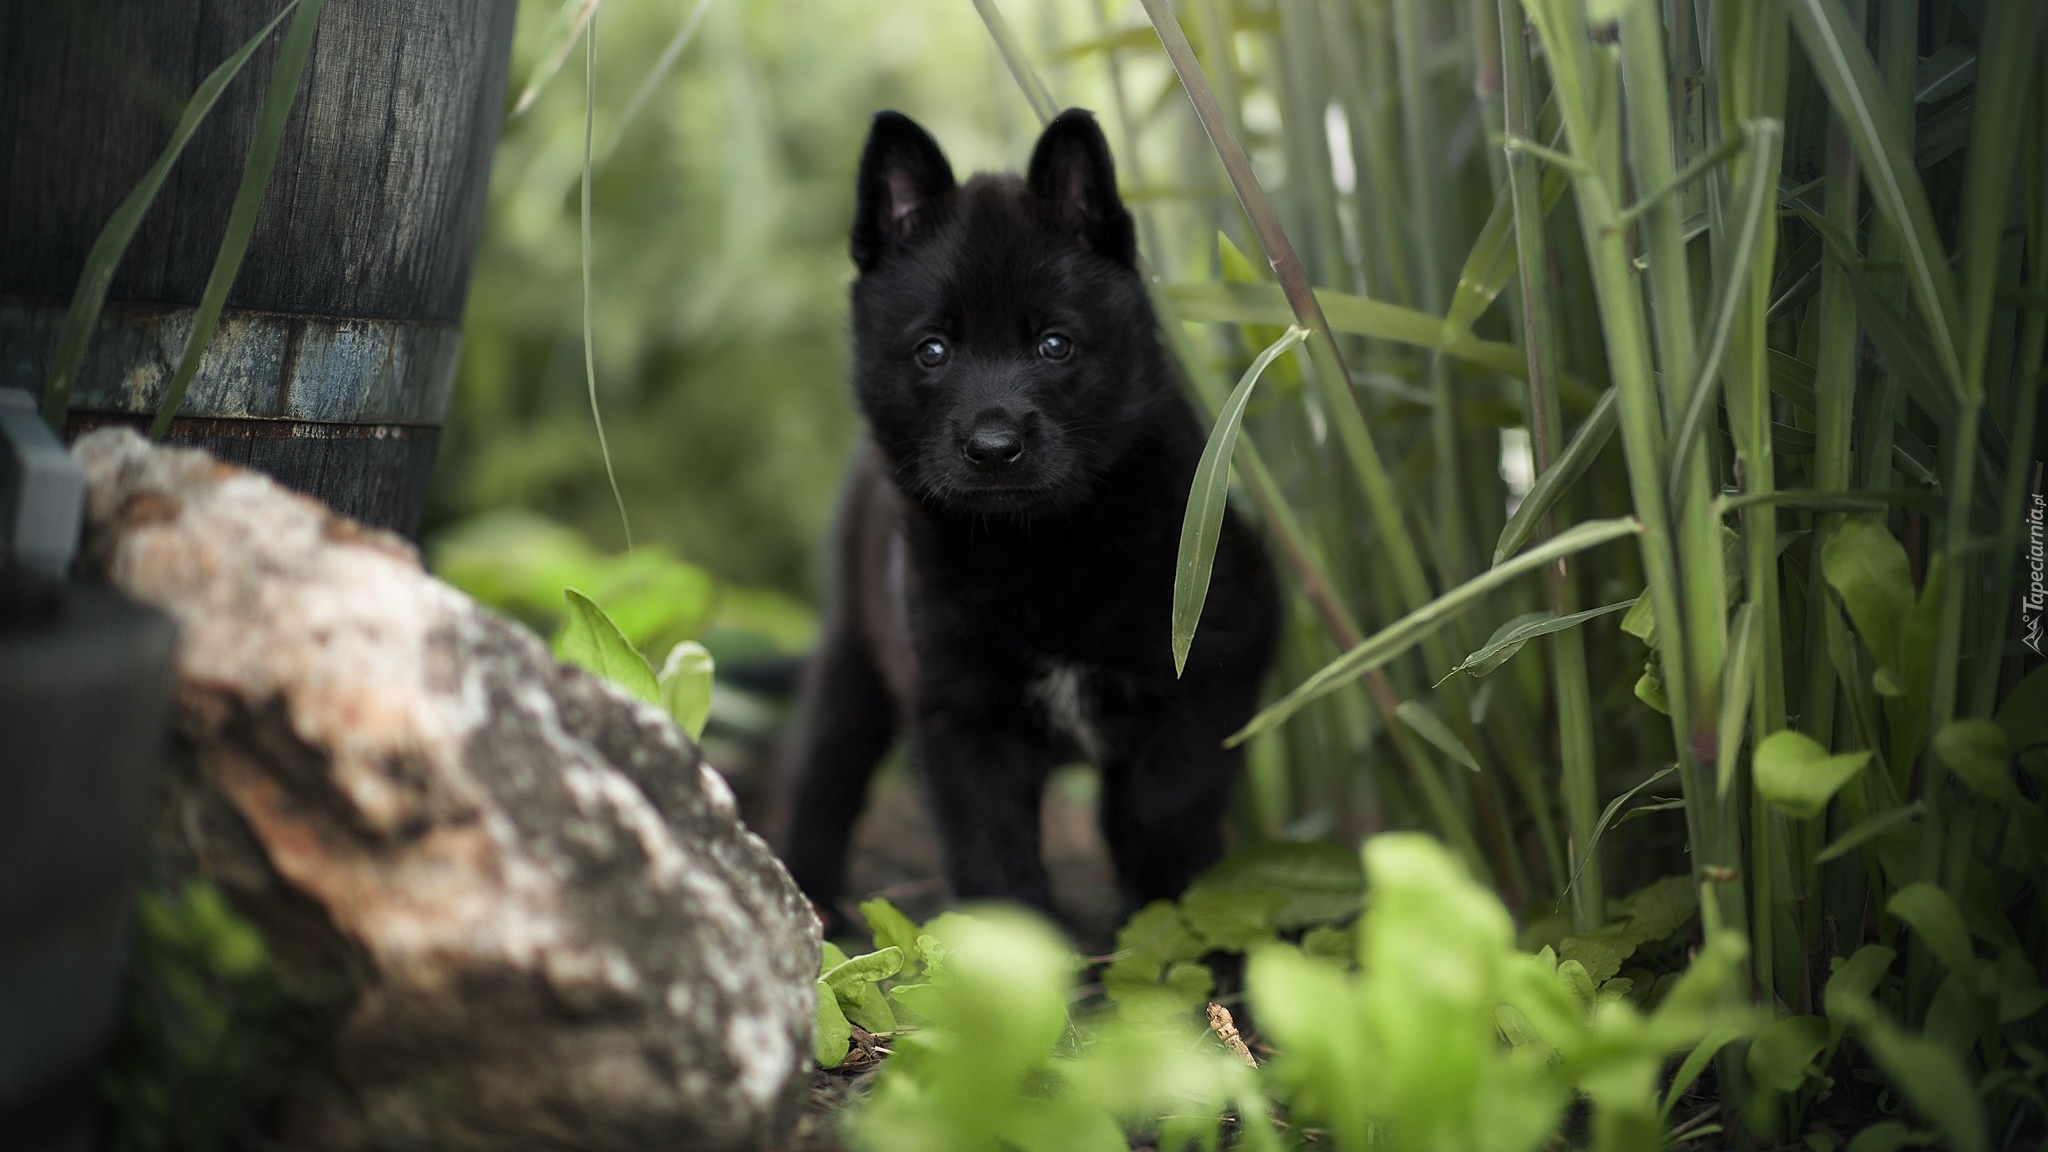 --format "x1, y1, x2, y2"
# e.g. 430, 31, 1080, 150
822, 834, 1753, 1151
